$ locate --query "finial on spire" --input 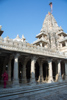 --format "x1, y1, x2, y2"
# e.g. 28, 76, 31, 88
0, 25, 2, 31
49, 2, 53, 13
48, 12, 51, 15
